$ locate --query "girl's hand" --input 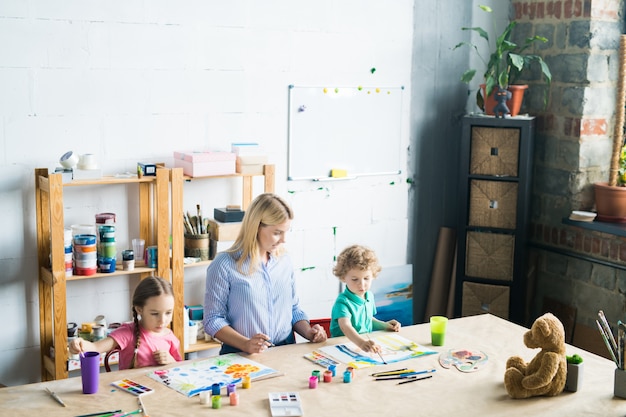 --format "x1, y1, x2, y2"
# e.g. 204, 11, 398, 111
153, 350, 175, 365
69, 338, 85, 355
387, 320, 401, 332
